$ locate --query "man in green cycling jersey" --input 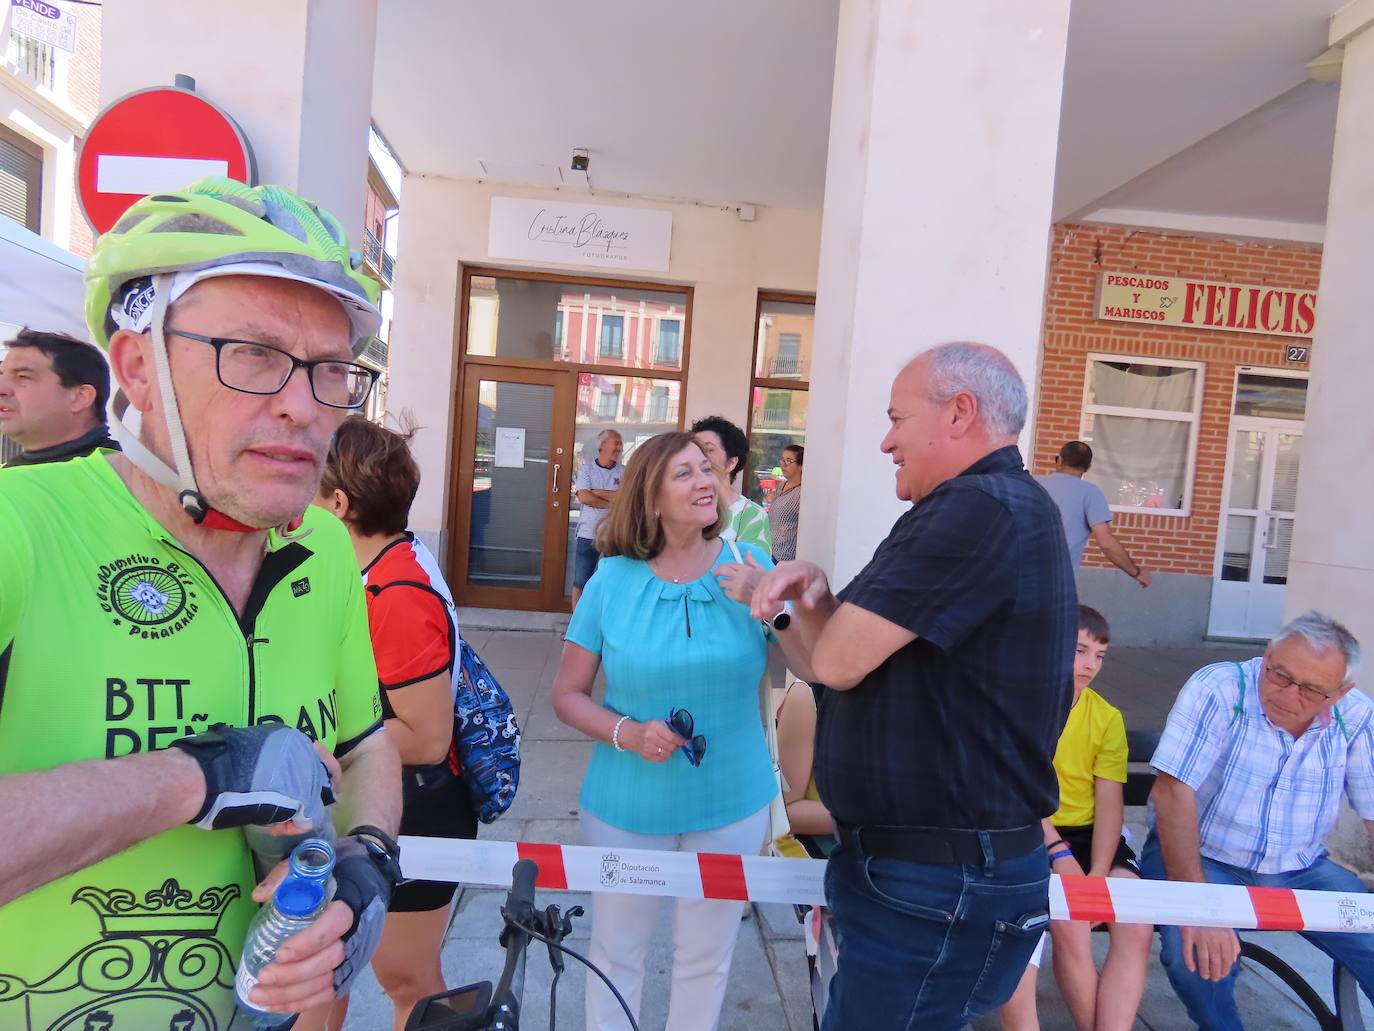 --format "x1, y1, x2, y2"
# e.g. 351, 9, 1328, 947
0, 179, 403, 1031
